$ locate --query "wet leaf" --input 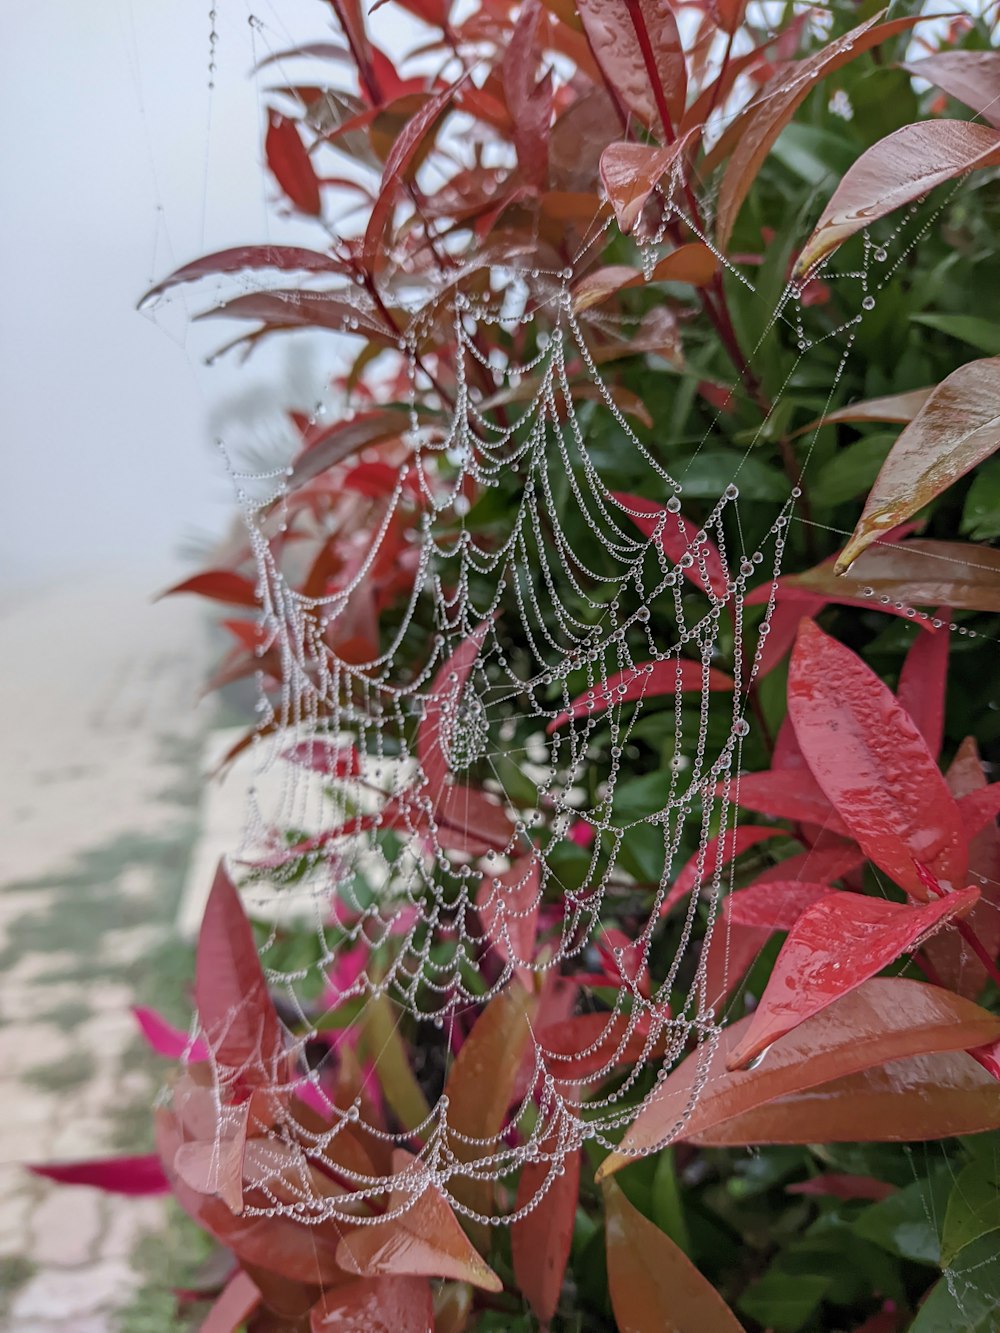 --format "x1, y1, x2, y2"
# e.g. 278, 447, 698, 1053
940, 1161, 1000, 1267
337, 1152, 502, 1291
722, 770, 849, 838
599, 139, 690, 233
716, 12, 923, 249
579, 0, 686, 133
292, 408, 412, 487
265, 111, 322, 216
902, 51, 1000, 129
598, 978, 1000, 1171
788, 620, 967, 897
548, 658, 732, 732
310, 1276, 434, 1332
195, 862, 284, 1075
661, 825, 787, 917
780, 539, 1000, 614
603, 1177, 745, 1331
512, 1140, 581, 1324
726, 888, 979, 1070
836, 356, 1000, 570
613, 491, 729, 599
796, 121, 1000, 275
141, 246, 345, 305
896, 613, 949, 759
724, 879, 837, 930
